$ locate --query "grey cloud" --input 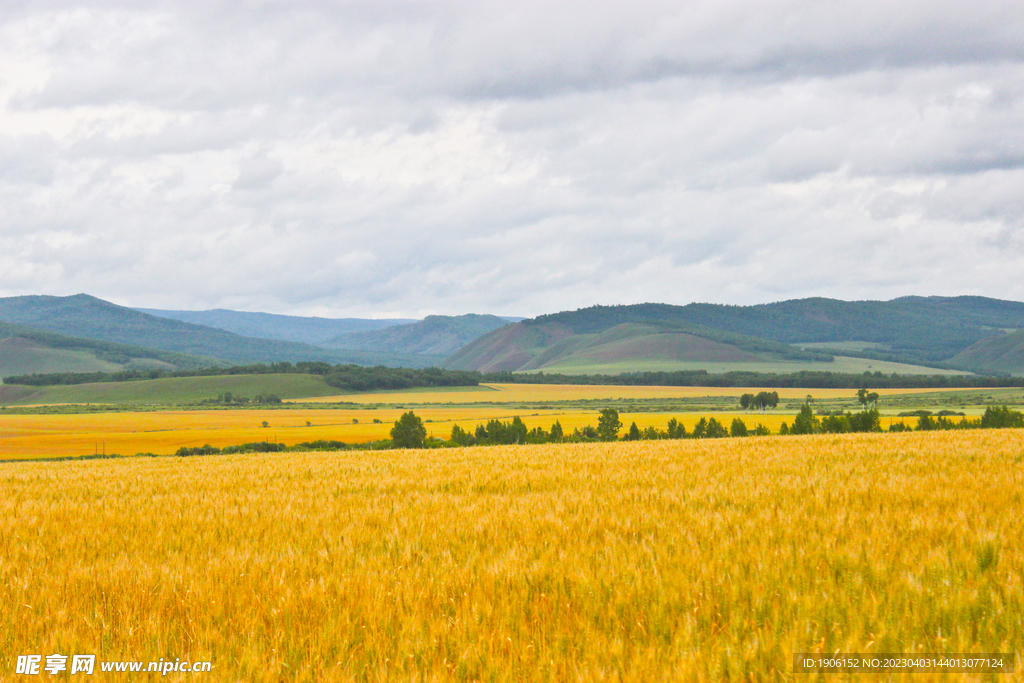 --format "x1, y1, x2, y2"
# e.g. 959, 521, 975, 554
2, 1, 1024, 315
